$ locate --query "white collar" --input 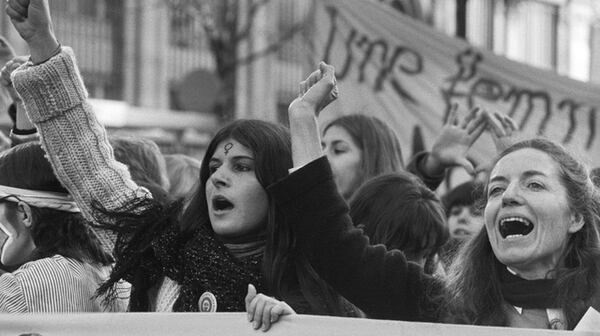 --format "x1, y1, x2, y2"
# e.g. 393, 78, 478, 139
512, 305, 566, 330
